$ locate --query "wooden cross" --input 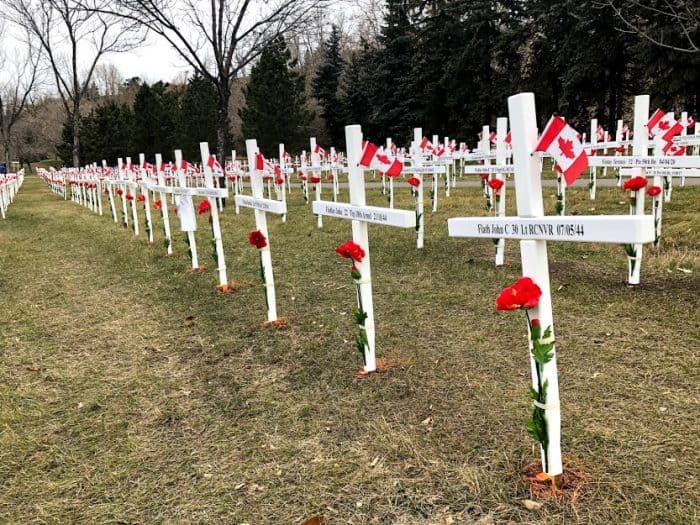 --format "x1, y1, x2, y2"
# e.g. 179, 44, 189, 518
313, 125, 416, 372
239, 139, 288, 323
447, 92, 655, 476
